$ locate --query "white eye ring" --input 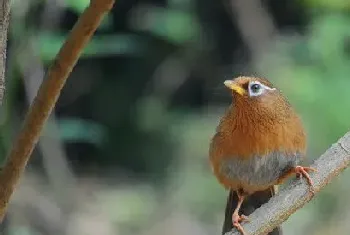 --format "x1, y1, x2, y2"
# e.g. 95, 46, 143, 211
248, 81, 276, 97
